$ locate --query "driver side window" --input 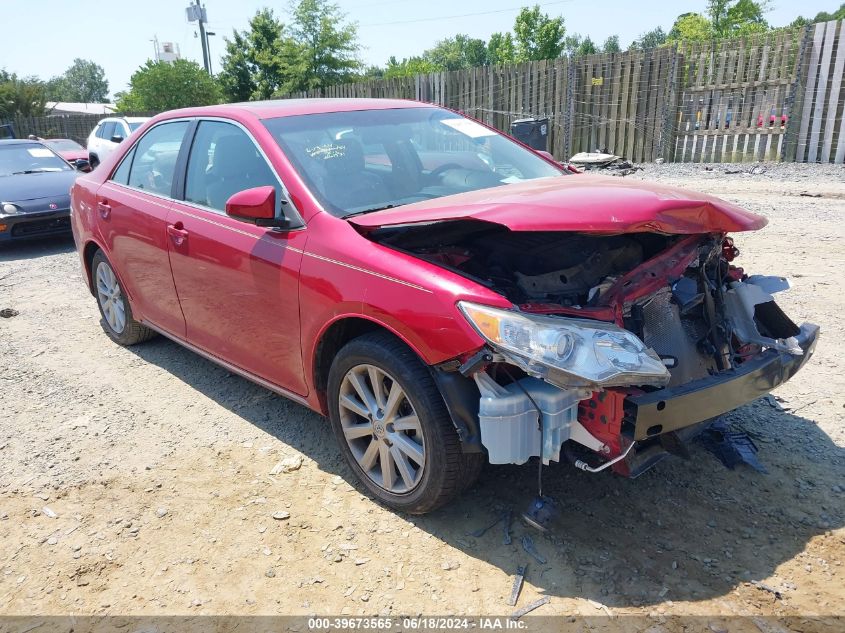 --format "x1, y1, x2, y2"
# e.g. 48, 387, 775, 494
184, 120, 281, 214
127, 121, 189, 196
